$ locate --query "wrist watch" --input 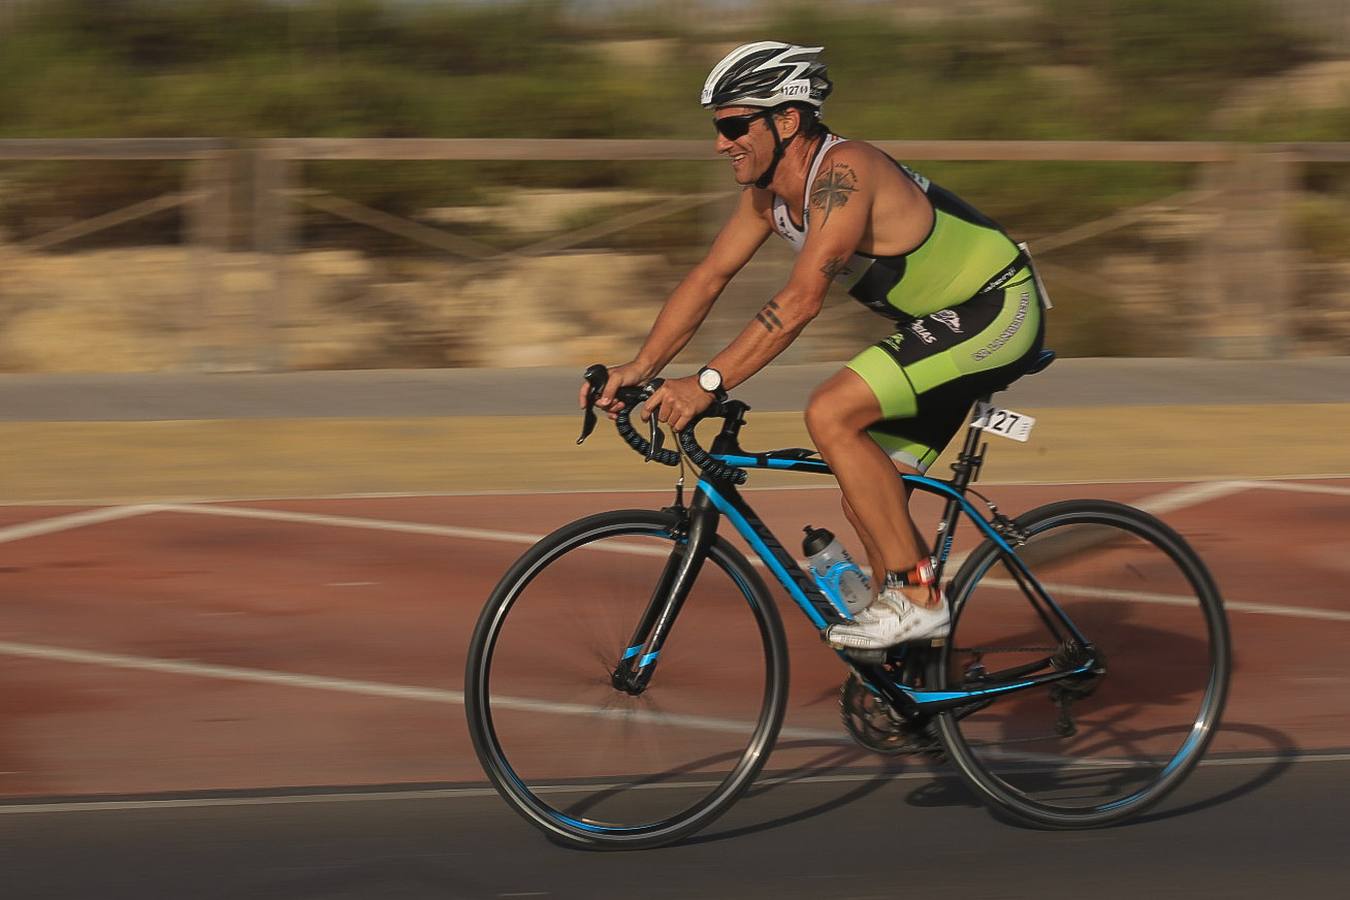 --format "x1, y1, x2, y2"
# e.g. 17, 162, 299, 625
696, 366, 728, 402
